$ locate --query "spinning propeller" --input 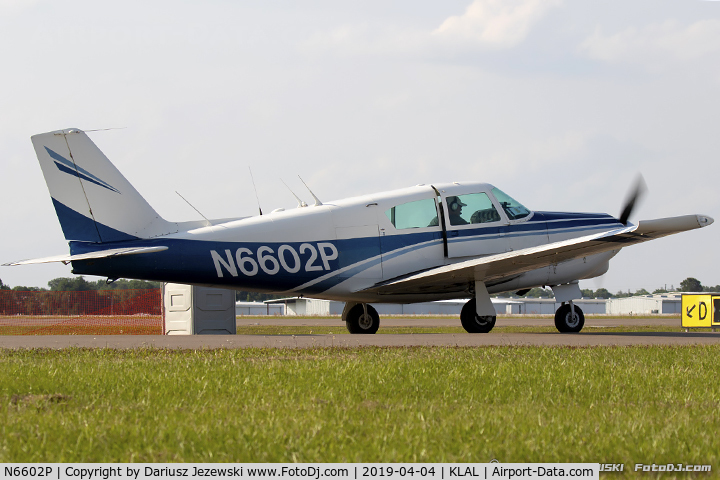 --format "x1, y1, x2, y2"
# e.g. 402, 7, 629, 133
618, 175, 647, 225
